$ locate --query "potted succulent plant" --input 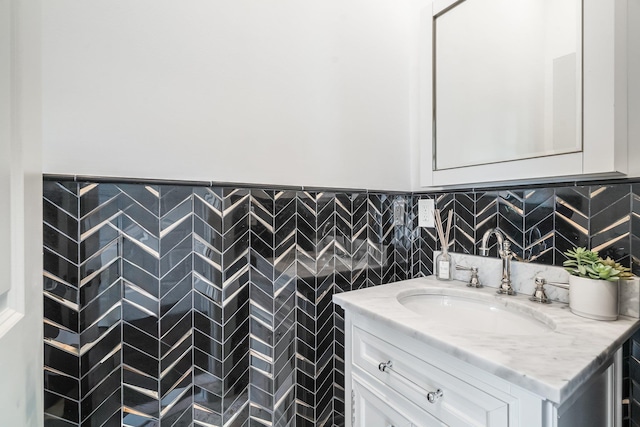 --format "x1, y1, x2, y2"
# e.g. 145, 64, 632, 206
563, 247, 633, 320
